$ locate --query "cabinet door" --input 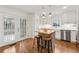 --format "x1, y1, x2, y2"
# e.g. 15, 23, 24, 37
71, 31, 76, 42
